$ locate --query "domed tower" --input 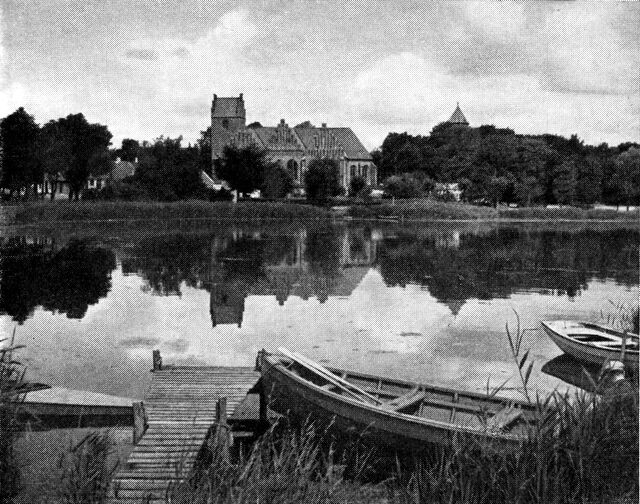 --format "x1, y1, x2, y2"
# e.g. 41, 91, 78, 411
446, 103, 469, 126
